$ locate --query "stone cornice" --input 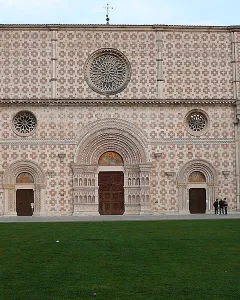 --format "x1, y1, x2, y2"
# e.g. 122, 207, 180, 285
0, 24, 240, 32
0, 98, 236, 106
